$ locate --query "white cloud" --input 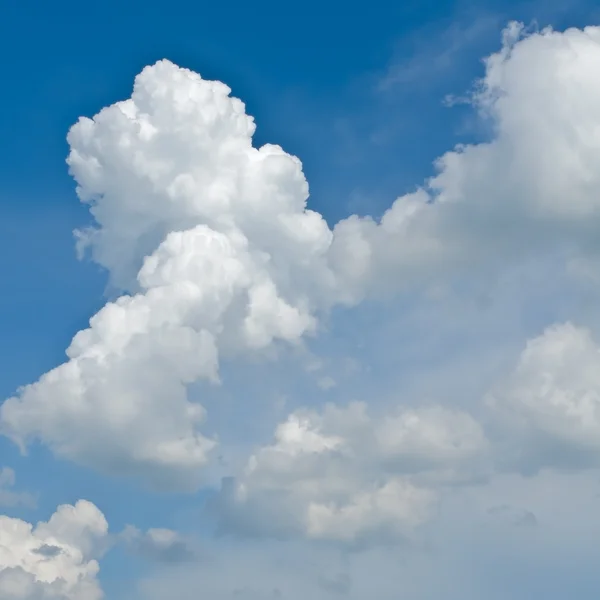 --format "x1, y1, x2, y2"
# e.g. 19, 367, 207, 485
137, 467, 600, 600
219, 318, 600, 544
4, 17, 600, 600
0, 500, 108, 600
217, 402, 487, 544
0, 468, 35, 509
487, 322, 600, 473
332, 22, 600, 297
120, 526, 196, 564
1, 60, 345, 490
5, 21, 600, 497
135, 468, 600, 600
378, 13, 499, 91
